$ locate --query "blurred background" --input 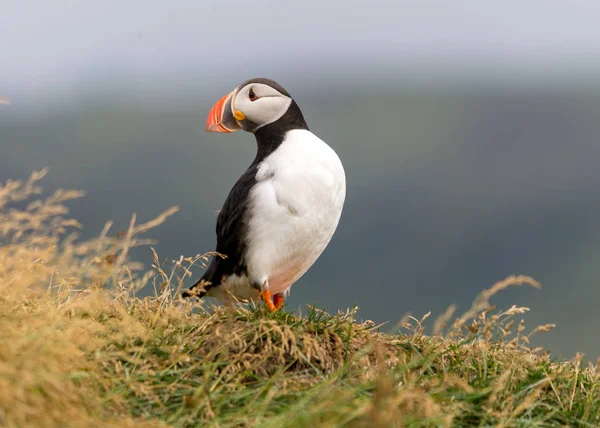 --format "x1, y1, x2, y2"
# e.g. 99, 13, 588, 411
2, 1, 600, 360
